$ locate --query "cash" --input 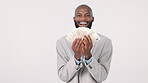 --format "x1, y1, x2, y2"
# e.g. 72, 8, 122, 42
66, 27, 100, 43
